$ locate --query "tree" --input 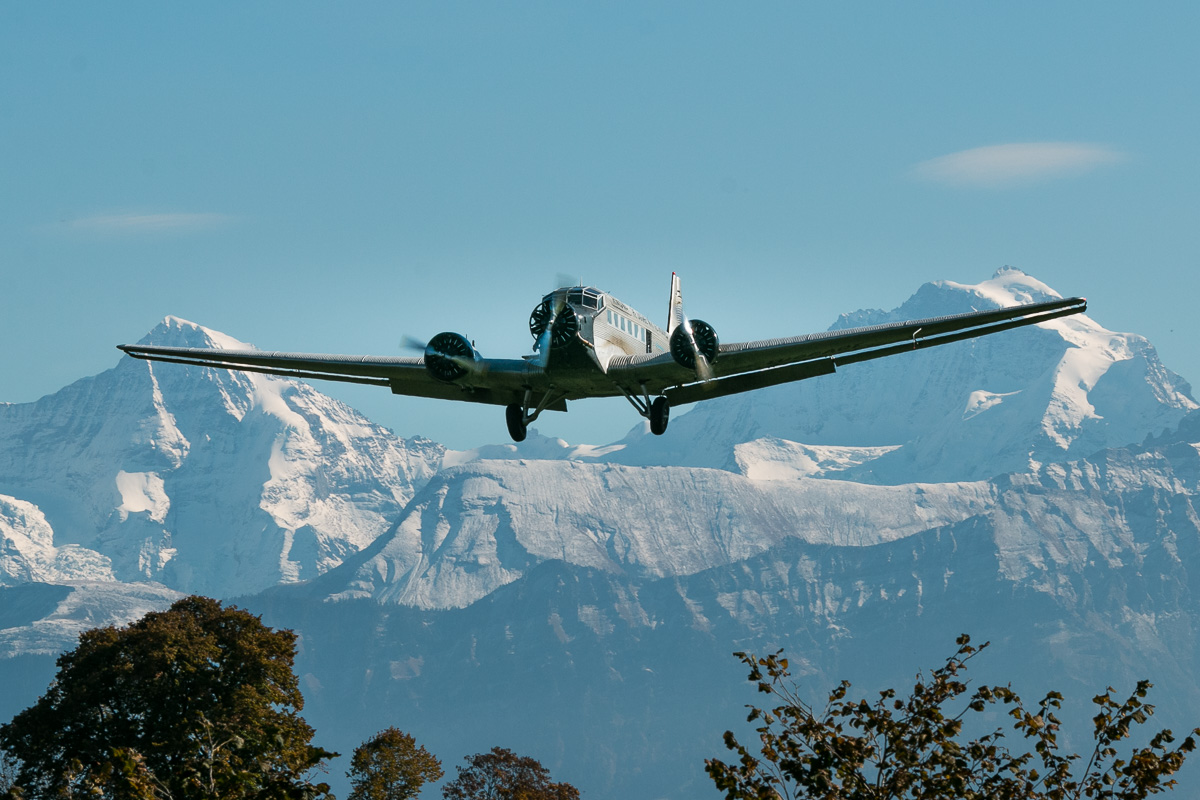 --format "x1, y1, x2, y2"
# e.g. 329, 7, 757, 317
0, 595, 336, 799
442, 747, 579, 800
0, 751, 20, 799
347, 727, 443, 800
707, 635, 1199, 800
